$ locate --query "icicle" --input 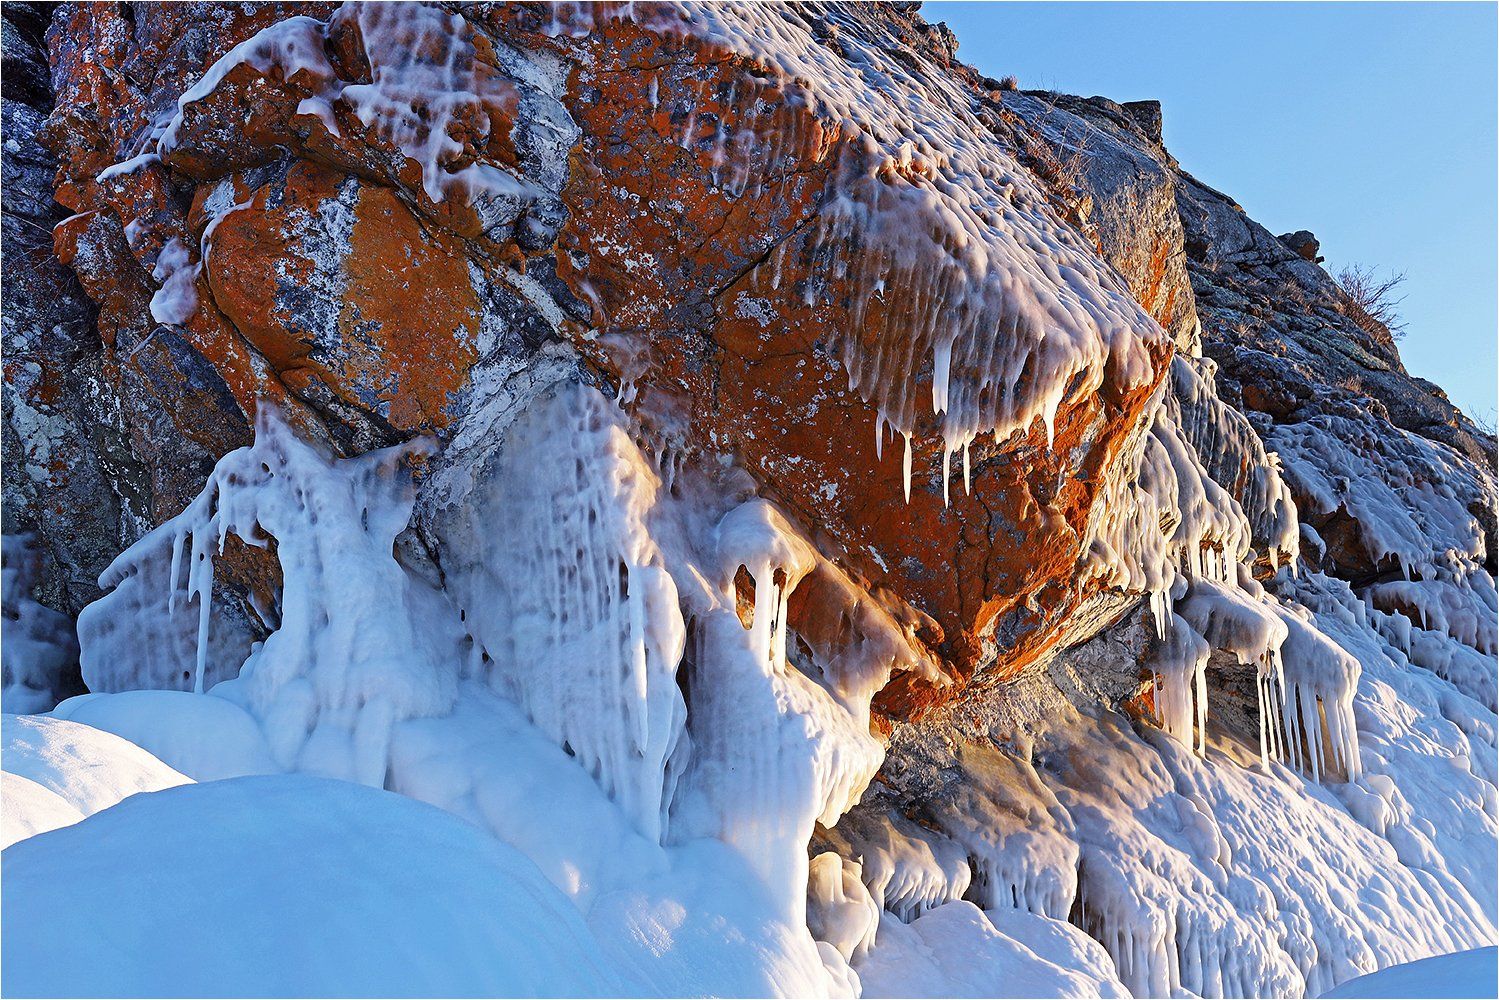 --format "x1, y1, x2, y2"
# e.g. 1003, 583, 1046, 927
962, 439, 972, 495
167, 529, 185, 614
902, 431, 913, 504
932, 337, 953, 415
189, 539, 214, 695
